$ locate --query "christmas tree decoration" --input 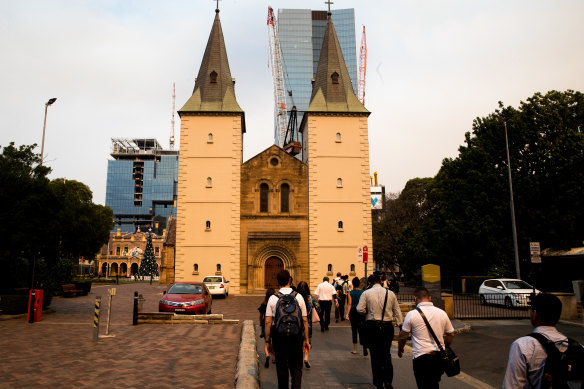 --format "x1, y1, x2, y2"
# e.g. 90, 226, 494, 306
139, 229, 158, 278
